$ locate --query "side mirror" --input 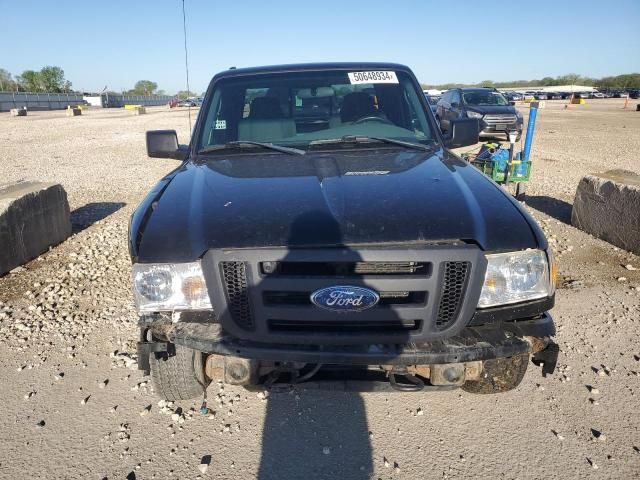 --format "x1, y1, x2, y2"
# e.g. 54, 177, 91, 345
450, 102, 459, 108
146, 130, 188, 160
444, 118, 479, 149
509, 100, 516, 106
